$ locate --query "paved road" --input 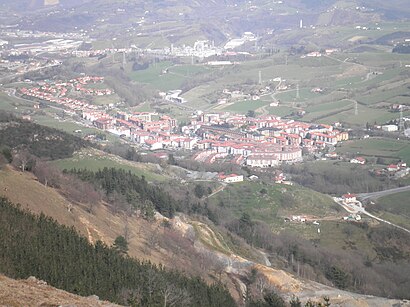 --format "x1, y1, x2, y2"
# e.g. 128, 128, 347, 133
362, 209, 410, 234
357, 185, 410, 200
334, 197, 410, 234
